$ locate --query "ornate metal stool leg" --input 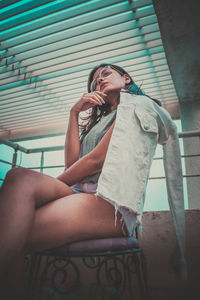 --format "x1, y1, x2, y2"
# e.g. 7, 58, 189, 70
40, 255, 81, 299
134, 251, 149, 300
28, 254, 42, 300
126, 254, 135, 299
